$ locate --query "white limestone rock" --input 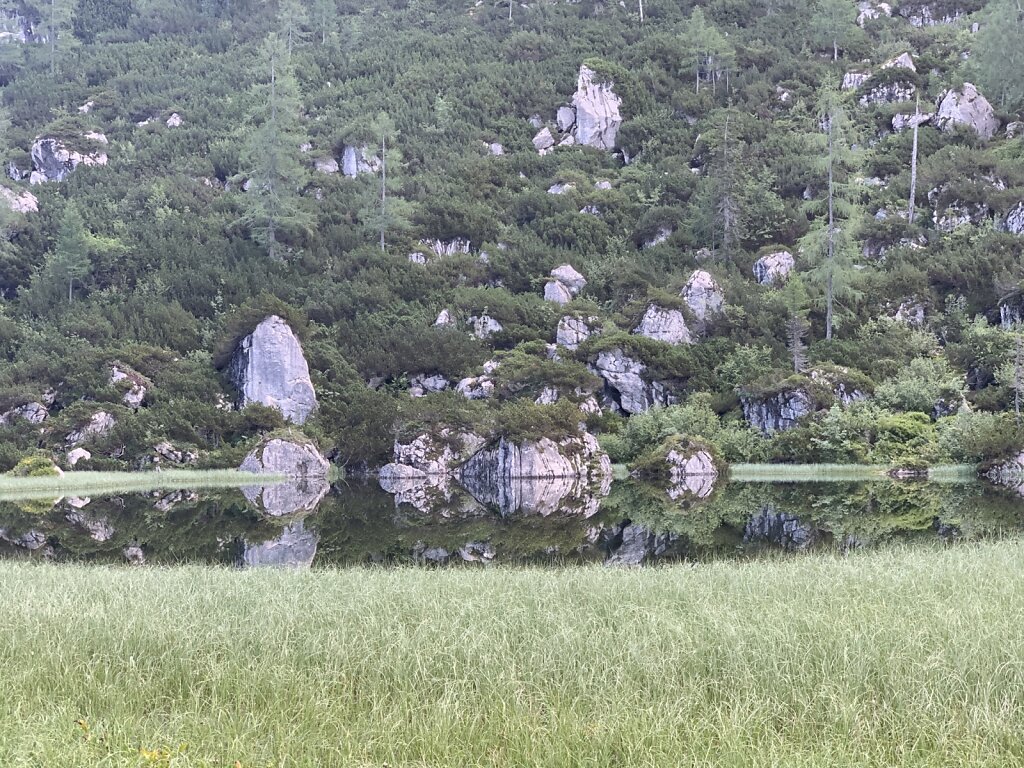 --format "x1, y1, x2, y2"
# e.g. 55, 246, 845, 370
633, 305, 692, 345
753, 251, 795, 286
572, 64, 622, 151
229, 315, 317, 425
935, 84, 999, 140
